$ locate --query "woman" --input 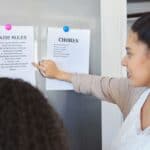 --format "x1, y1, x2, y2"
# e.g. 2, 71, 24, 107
0, 78, 69, 150
33, 13, 150, 149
